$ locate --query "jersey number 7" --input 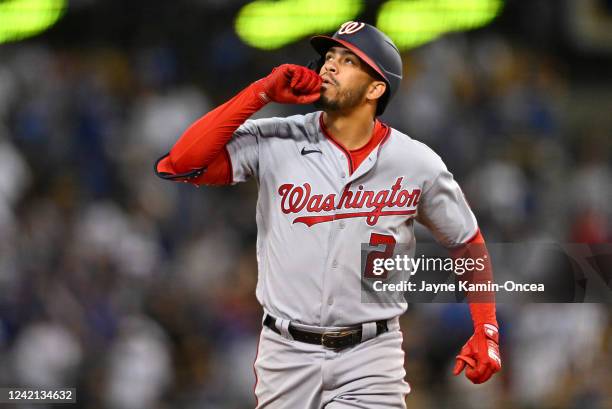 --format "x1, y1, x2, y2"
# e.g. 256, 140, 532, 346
363, 233, 396, 279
